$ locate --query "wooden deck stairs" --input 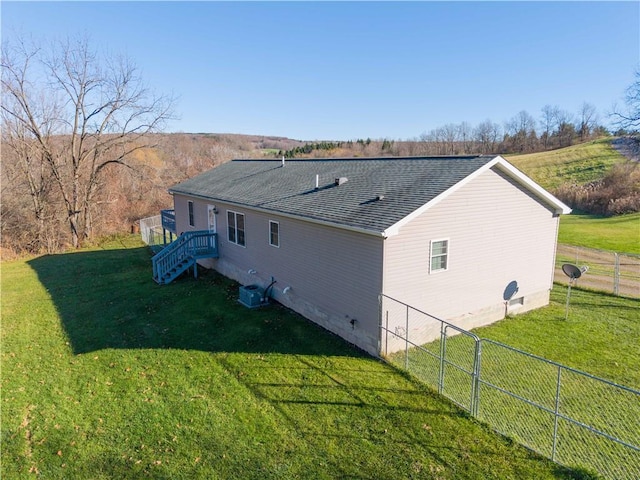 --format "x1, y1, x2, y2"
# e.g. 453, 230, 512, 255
152, 230, 218, 285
